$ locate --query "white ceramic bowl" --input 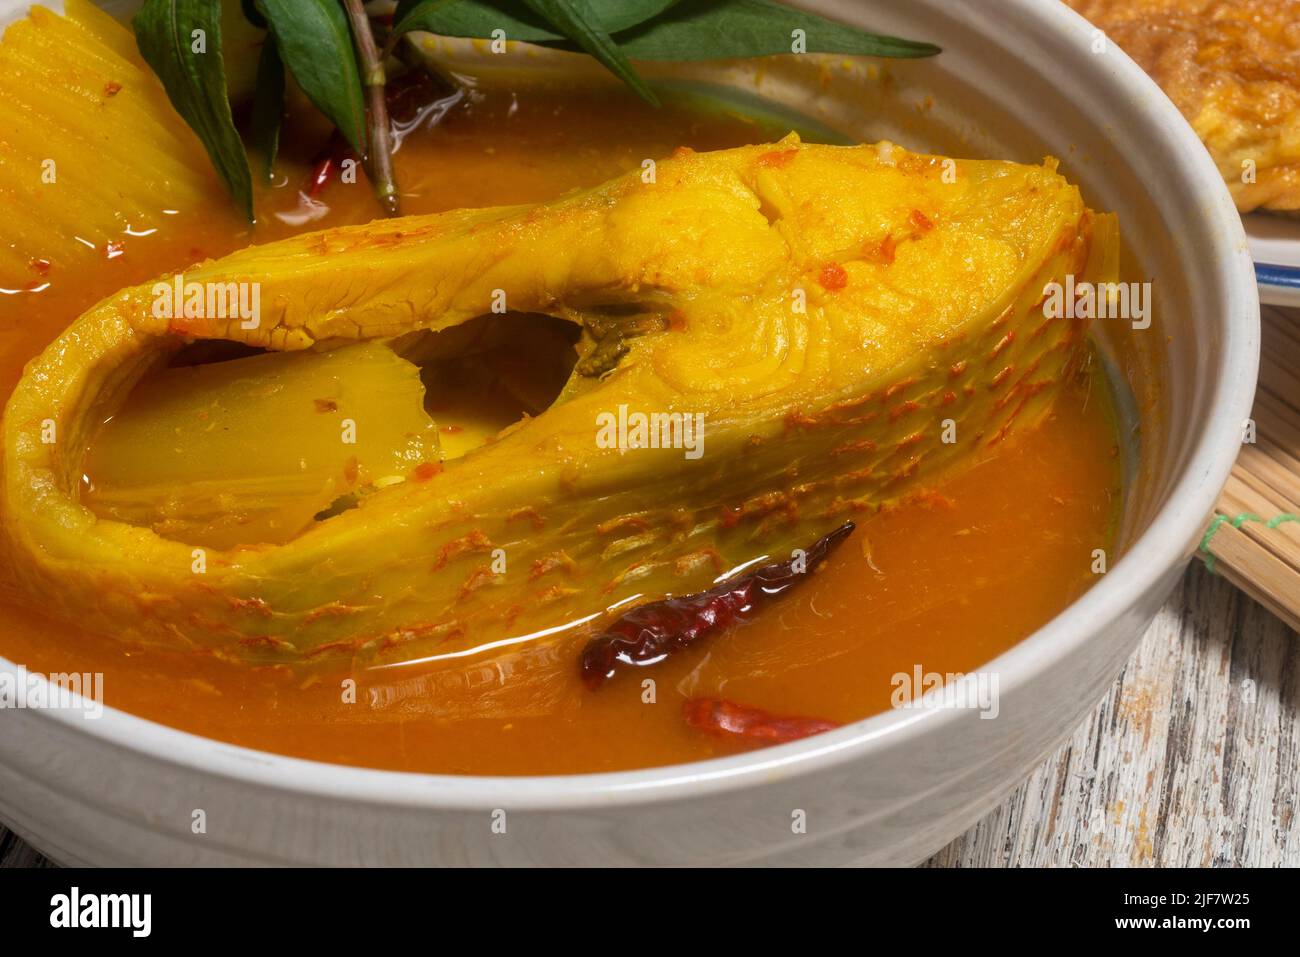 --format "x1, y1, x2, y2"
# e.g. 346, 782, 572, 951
0, 0, 1258, 866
